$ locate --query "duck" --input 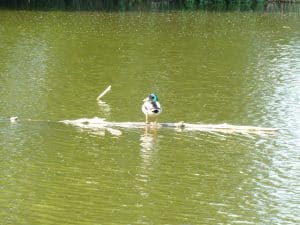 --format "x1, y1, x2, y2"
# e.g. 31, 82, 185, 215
142, 93, 162, 124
